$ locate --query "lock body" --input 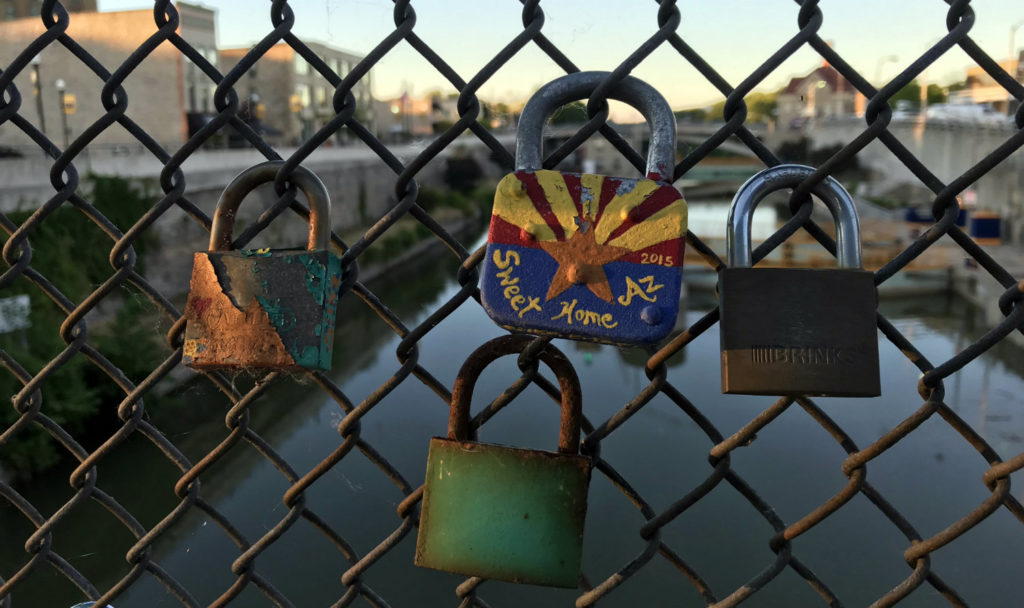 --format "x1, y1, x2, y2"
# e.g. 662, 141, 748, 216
719, 267, 879, 396
415, 437, 591, 588
481, 169, 686, 345
183, 248, 343, 370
